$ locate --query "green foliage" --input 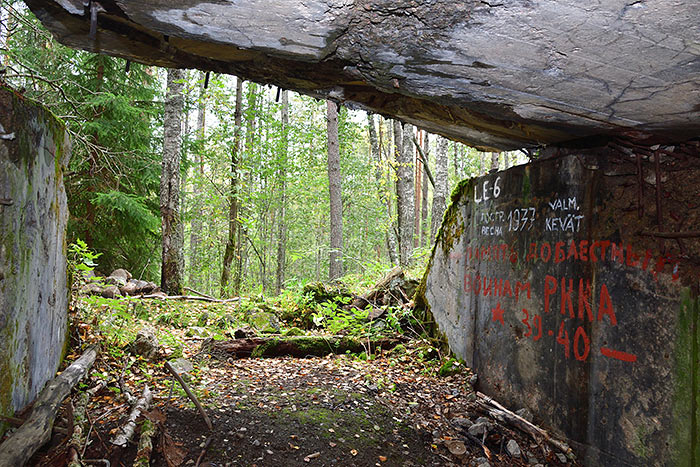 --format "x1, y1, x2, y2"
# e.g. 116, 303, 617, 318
67, 238, 102, 288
